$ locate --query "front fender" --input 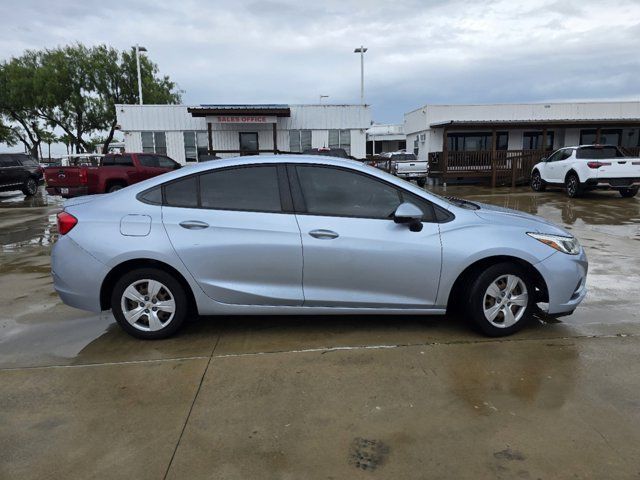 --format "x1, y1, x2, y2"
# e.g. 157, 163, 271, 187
435, 222, 554, 306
